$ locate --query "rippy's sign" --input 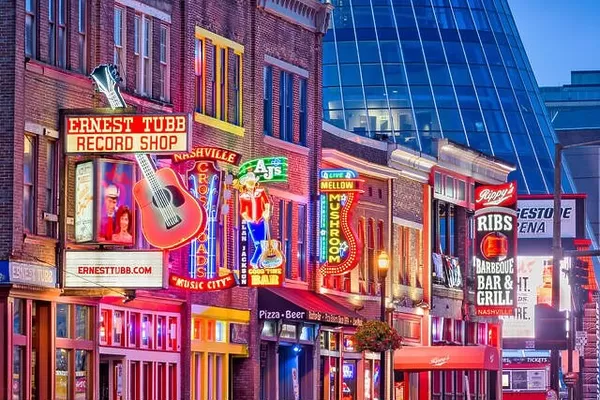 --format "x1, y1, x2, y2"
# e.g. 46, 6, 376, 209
318, 169, 363, 275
